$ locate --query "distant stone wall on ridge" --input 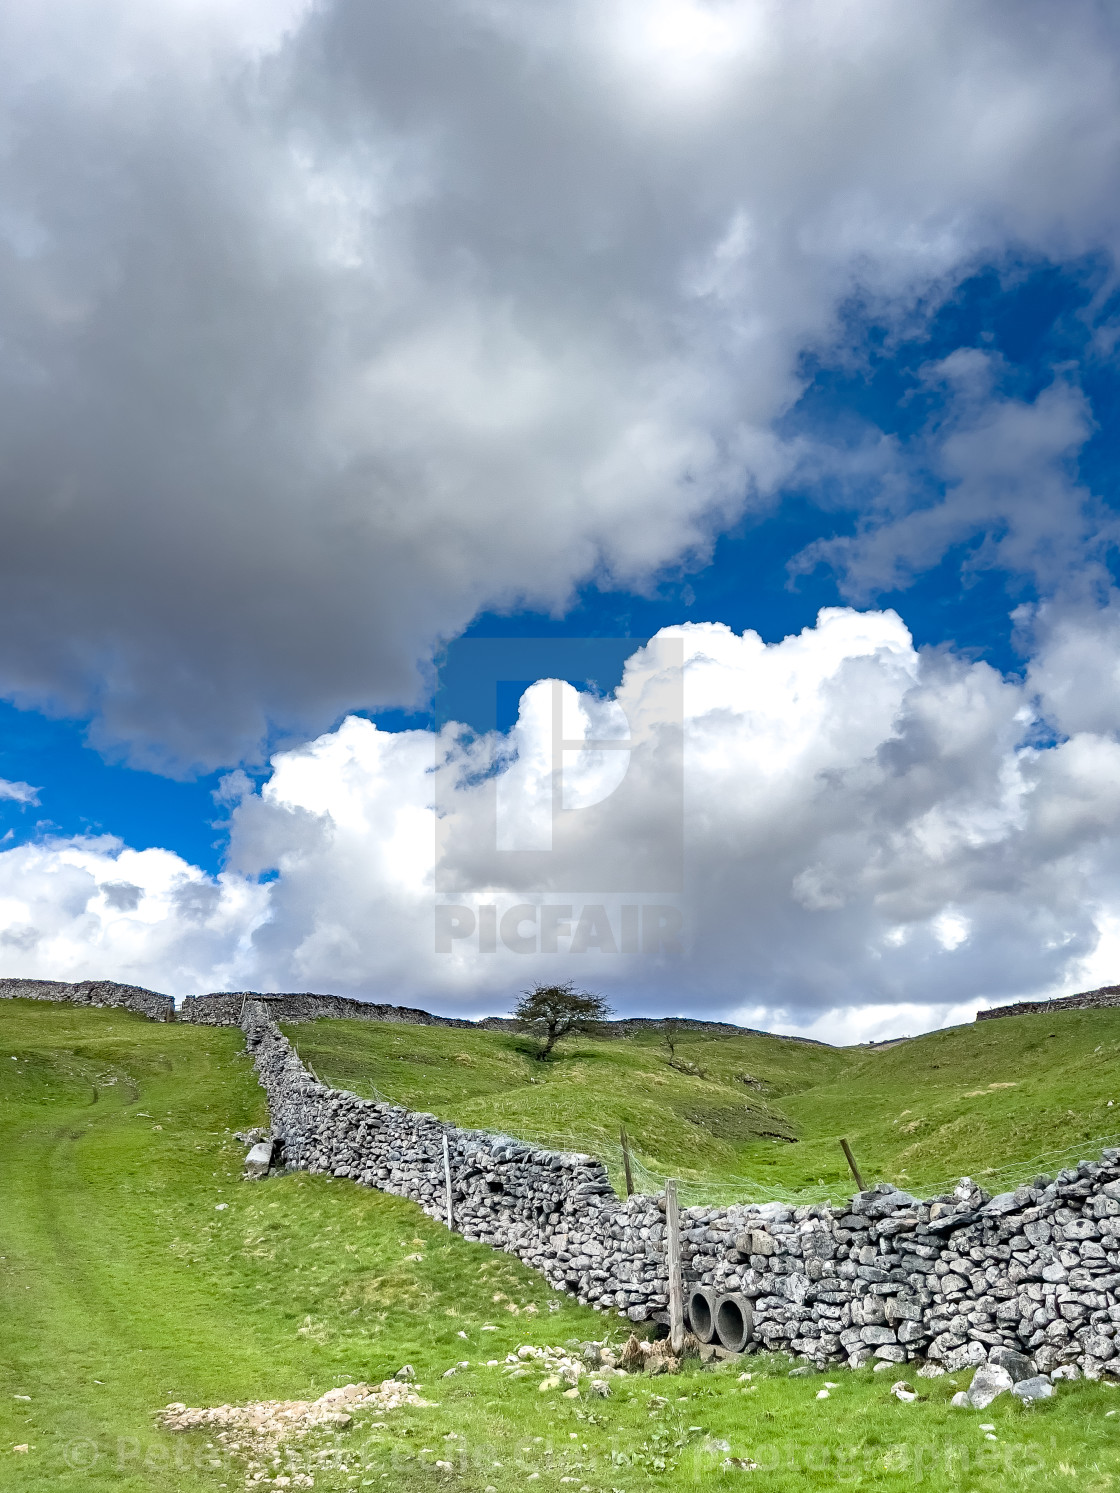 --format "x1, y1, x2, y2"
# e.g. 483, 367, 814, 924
0, 976, 173, 1022
178, 990, 477, 1028
977, 985, 1120, 1022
